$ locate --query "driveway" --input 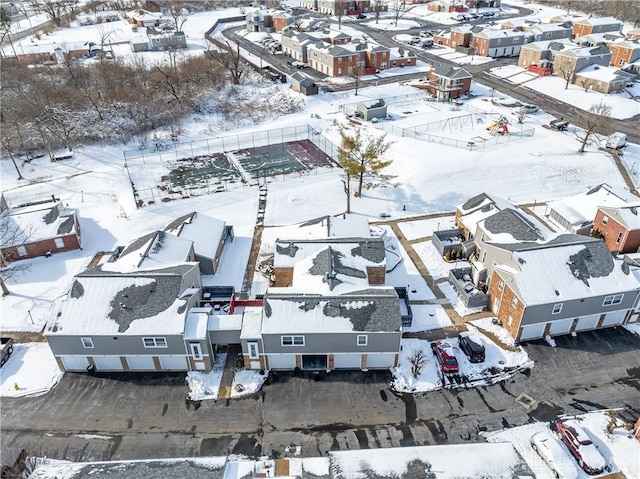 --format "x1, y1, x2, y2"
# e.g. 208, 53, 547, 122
1, 328, 638, 462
